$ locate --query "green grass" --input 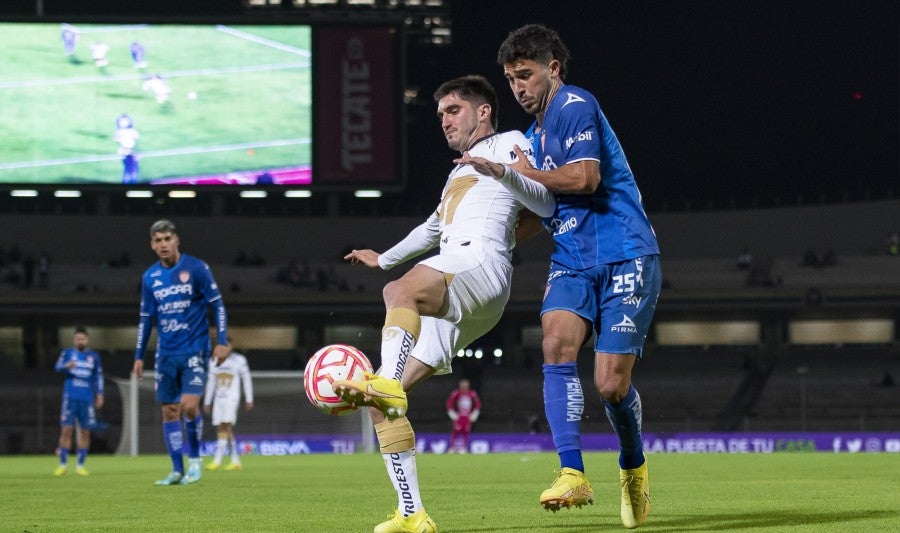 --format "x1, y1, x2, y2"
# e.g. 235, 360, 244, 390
0, 23, 311, 184
1, 452, 898, 532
